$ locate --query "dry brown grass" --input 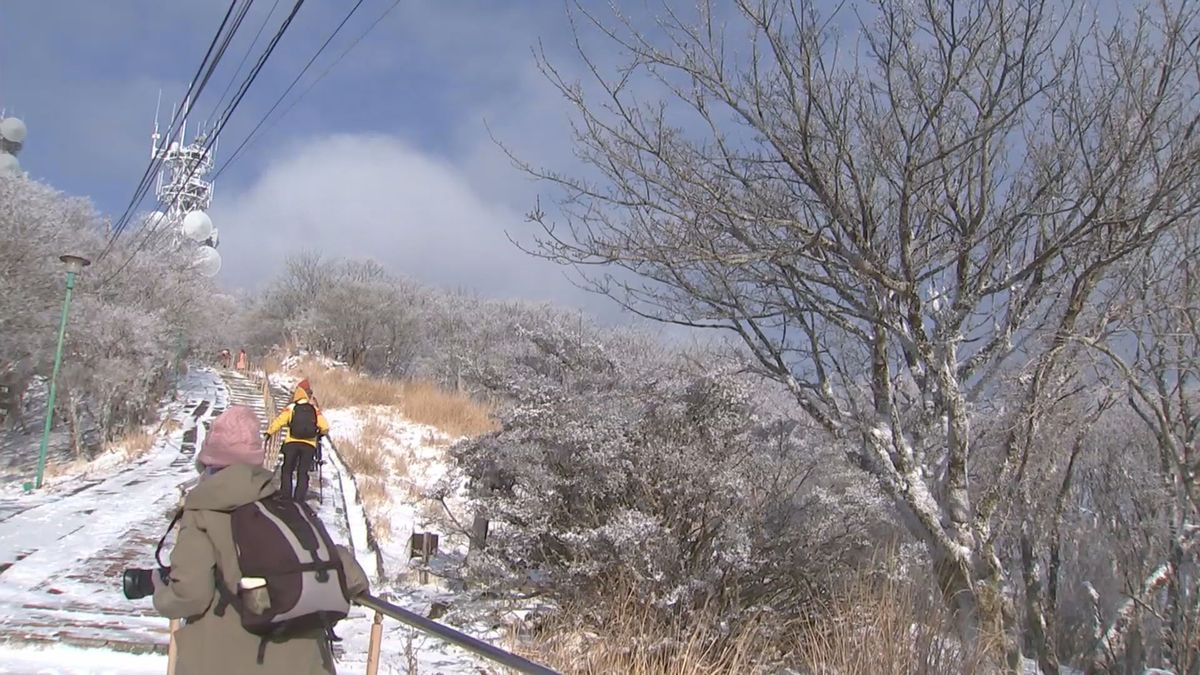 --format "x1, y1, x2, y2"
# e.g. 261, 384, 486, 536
123, 415, 183, 457
43, 420, 180, 481
117, 429, 157, 459
280, 356, 495, 547
43, 457, 91, 480
524, 586, 767, 675
396, 379, 497, 438
285, 357, 497, 437
338, 437, 387, 483
114, 418, 181, 461
794, 572, 999, 675
525, 570, 1001, 675
359, 415, 392, 450
336, 435, 402, 543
